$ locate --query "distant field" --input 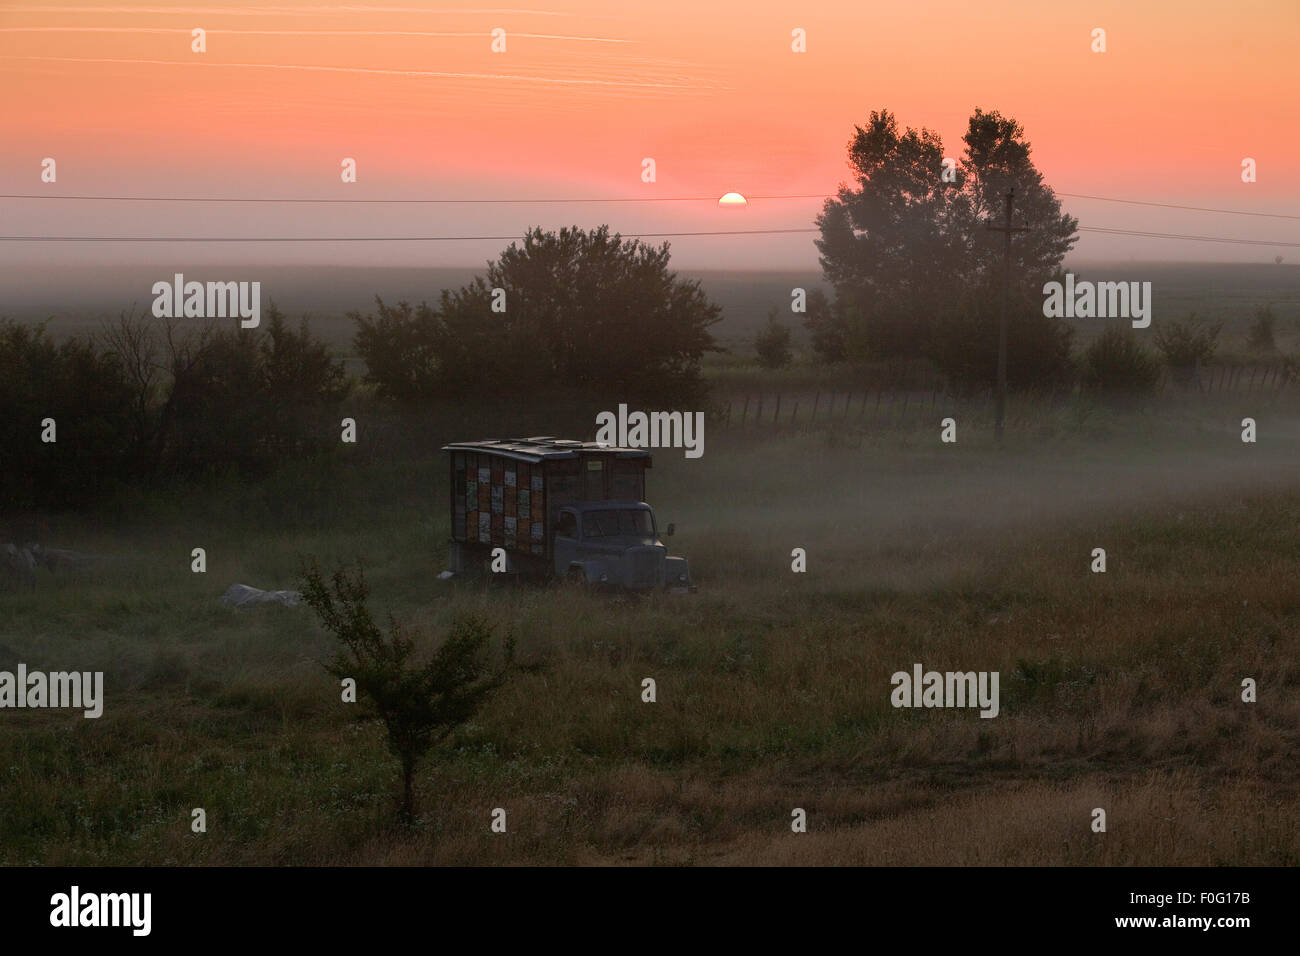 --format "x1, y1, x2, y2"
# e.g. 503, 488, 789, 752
2, 399, 1296, 865
4, 262, 1298, 370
